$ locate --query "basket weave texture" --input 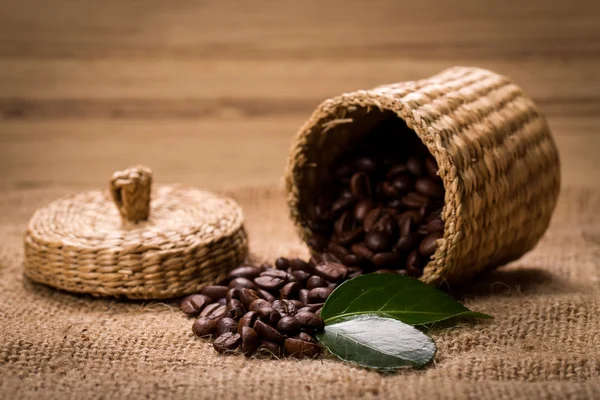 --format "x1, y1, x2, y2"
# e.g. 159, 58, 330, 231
285, 66, 561, 286
24, 166, 248, 299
